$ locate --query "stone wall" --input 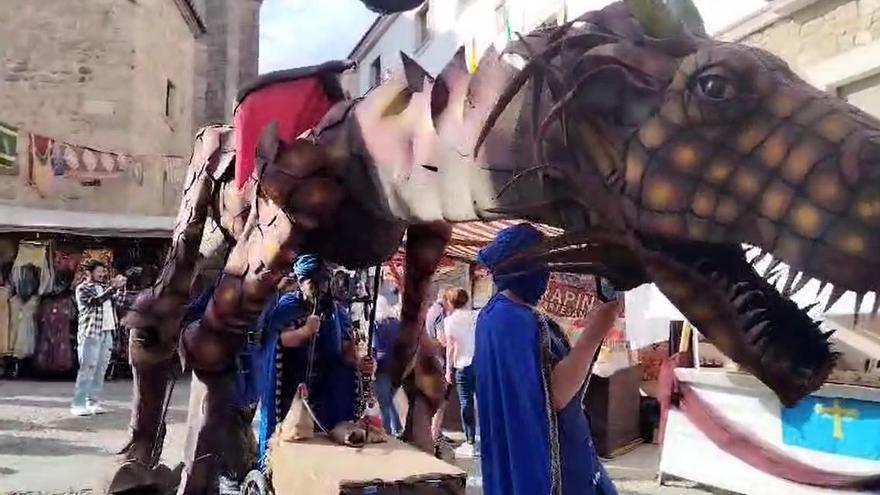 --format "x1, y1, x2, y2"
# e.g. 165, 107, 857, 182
0, 0, 137, 152
731, 0, 880, 78
201, 0, 262, 124
130, 0, 203, 157
0, 0, 198, 217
